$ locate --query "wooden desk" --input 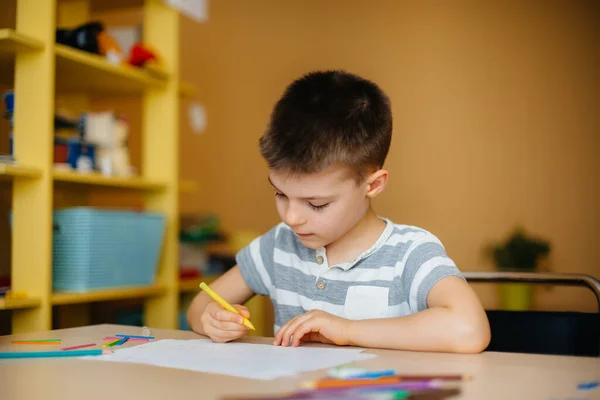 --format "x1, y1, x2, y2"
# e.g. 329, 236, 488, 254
0, 324, 598, 400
